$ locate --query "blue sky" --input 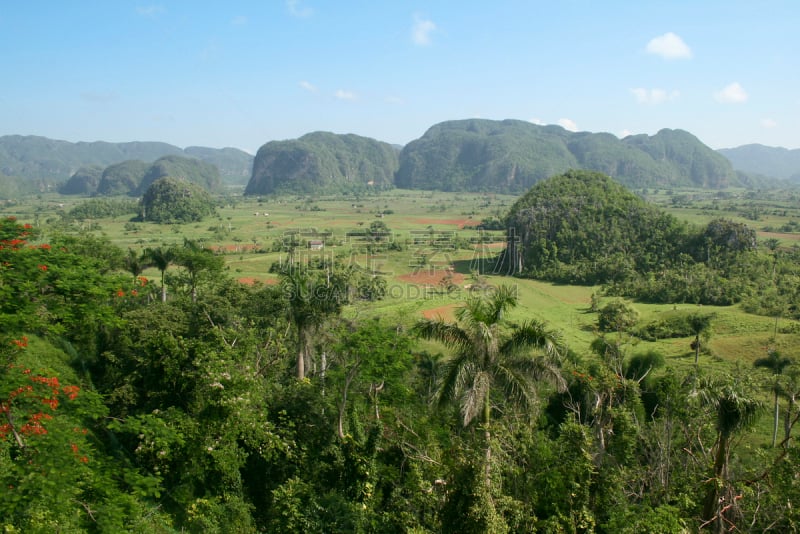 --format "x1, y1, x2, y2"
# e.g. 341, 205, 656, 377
1, 1, 797, 153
